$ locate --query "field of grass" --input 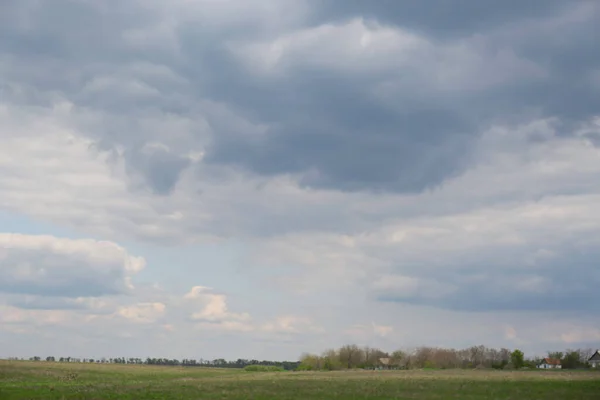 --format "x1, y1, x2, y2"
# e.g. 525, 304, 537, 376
1, 360, 599, 399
